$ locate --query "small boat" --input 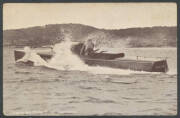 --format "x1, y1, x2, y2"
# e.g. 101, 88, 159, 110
14, 45, 168, 73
